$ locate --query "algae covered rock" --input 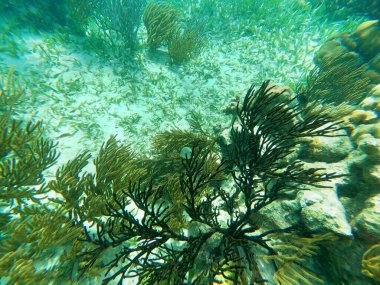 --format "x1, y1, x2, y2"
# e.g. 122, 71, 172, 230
299, 189, 352, 236
353, 21, 380, 63
299, 134, 353, 163
359, 137, 380, 161
258, 198, 300, 230
314, 39, 351, 66
362, 164, 380, 186
314, 20, 379, 95
352, 195, 380, 242
348, 109, 377, 124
